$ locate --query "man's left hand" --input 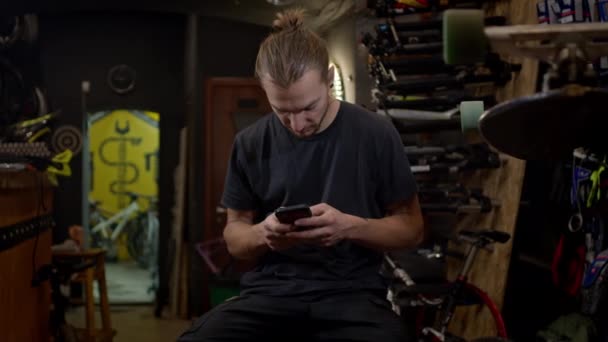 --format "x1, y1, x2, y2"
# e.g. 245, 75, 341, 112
285, 203, 366, 247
